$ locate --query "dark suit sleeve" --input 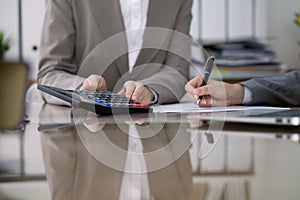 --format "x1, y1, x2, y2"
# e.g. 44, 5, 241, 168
240, 70, 300, 106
